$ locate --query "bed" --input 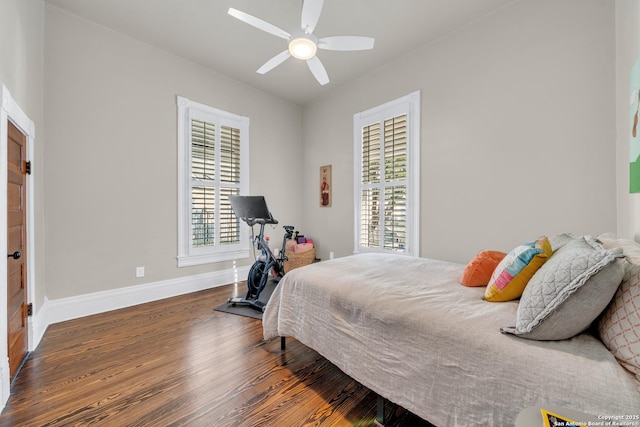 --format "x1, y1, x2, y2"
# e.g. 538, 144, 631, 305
262, 252, 640, 426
